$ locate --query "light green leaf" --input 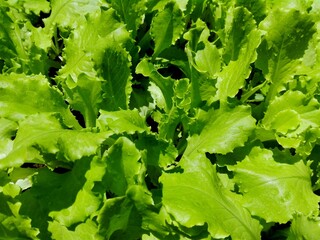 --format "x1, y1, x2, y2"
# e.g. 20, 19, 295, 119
103, 137, 143, 196
0, 118, 17, 139
267, 109, 300, 134
263, 91, 320, 131
0, 7, 50, 74
97, 196, 143, 240
4, 0, 50, 16
43, 0, 101, 31
256, 9, 316, 102
194, 42, 220, 78
184, 19, 216, 106
0, 73, 80, 128
58, 8, 130, 69
151, 2, 185, 57
110, 0, 147, 37
49, 189, 101, 227
0, 192, 40, 239
229, 147, 320, 223
0, 113, 109, 168
100, 47, 132, 111
222, 7, 259, 63
56, 8, 131, 126
136, 58, 174, 110
0, 139, 13, 160
185, 105, 256, 157
17, 157, 93, 239
288, 214, 320, 240
49, 220, 102, 240
235, 0, 266, 23
98, 184, 171, 239
0, 118, 16, 159
261, 91, 320, 149
21, 0, 50, 15
265, 0, 313, 12
160, 155, 261, 239
98, 109, 149, 134
62, 74, 102, 128
216, 7, 261, 101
